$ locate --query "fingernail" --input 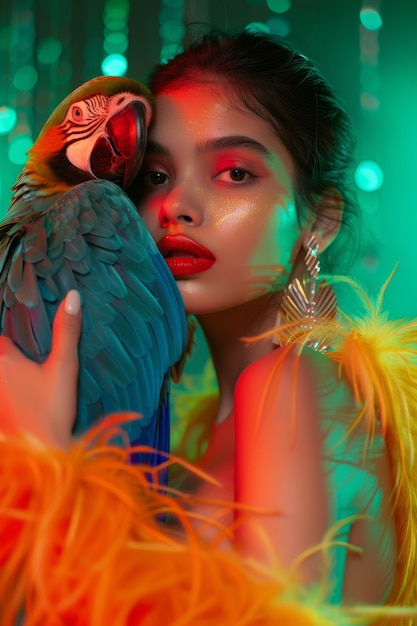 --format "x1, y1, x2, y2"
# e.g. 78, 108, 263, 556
64, 290, 81, 316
